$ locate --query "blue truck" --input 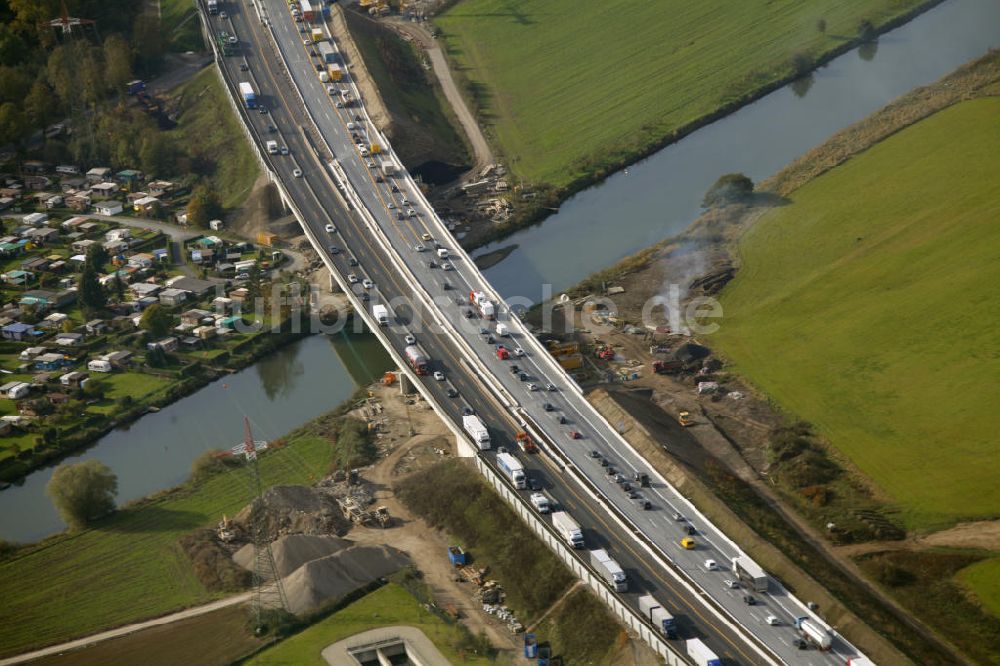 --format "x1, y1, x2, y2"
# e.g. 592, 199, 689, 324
638, 594, 677, 639
238, 82, 256, 109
